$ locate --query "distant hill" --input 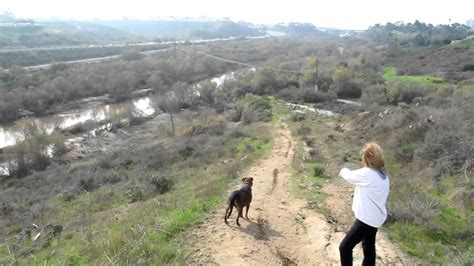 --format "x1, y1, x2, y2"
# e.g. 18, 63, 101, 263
365, 20, 471, 46
0, 17, 266, 48
389, 39, 474, 81
0, 12, 139, 48
39, 21, 139, 43
95, 19, 265, 40
266, 22, 323, 35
